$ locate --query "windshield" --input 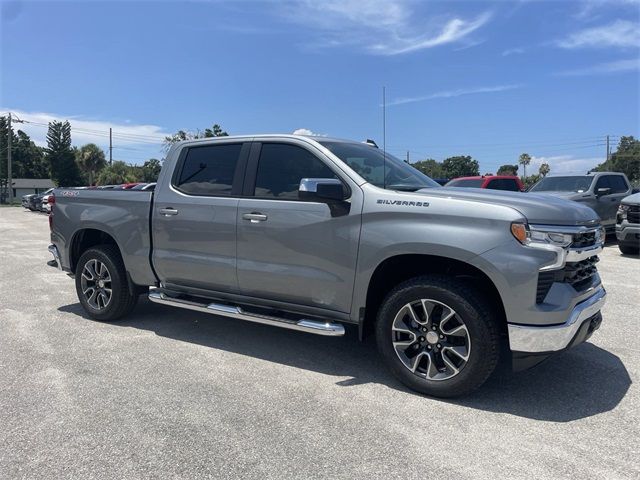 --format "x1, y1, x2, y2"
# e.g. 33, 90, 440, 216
319, 141, 440, 191
446, 178, 483, 188
529, 176, 593, 193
